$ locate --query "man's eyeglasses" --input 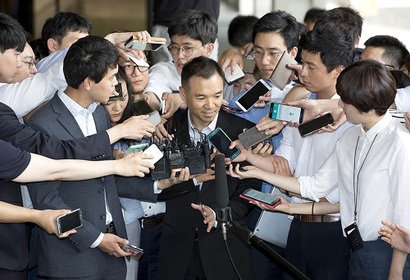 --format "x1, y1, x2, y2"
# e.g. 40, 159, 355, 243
251, 50, 282, 62
167, 45, 204, 57
123, 64, 149, 75
22, 58, 38, 69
